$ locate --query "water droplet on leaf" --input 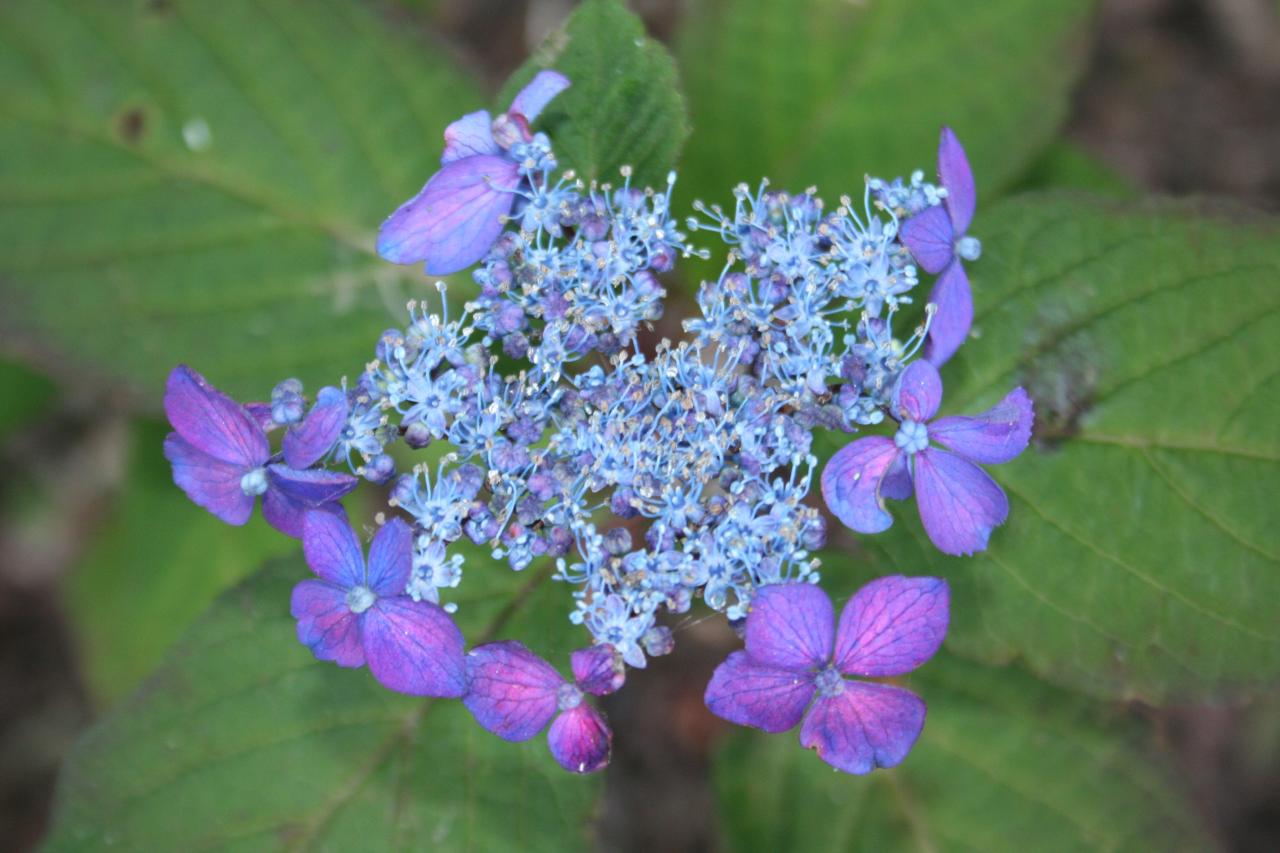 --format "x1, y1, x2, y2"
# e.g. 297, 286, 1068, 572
182, 117, 212, 151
